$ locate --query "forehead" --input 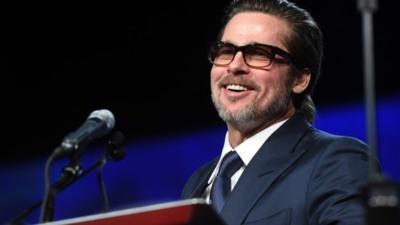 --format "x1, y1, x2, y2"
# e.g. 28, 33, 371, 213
222, 12, 289, 50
